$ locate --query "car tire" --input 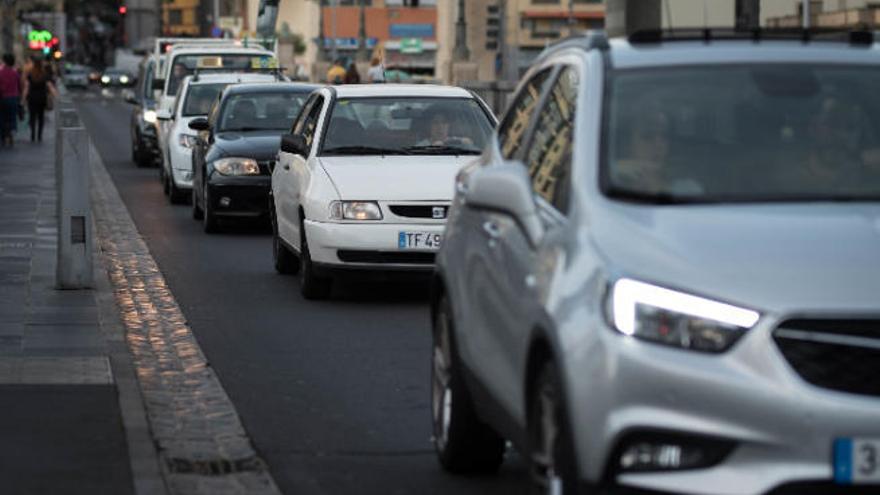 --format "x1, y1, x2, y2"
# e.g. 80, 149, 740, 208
203, 186, 219, 233
191, 187, 203, 220
432, 295, 506, 474
271, 205, 299, 275
528, 360, 580, 495
168, 175, 187, 205
299, 224, 331, 300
